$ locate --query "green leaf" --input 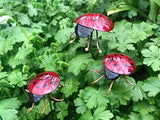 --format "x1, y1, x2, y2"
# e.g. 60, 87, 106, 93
0, 27, 27, 55
68, 53, 94, 75
131, 81, 144, 102
74, 98, 87, 114
128, 112, 141, 120
79, 107, 113, 120
8, 55, 27, 68
111, 82, 132, 105
39, 53, 57, 71
141, 45, 160, 71
18, 13, 31, 25
80, 86, 109, 109
27, 3, 38, 16
0, 98, 21, 120
0, 79, 13, 88
8, 70, 28, 87
151, 0, 160, 6
133, 101, 156, 119
59, 18, 71, 29
107, 5, 149, 19
15, 42, 33, 60
55, 27, 73, 44
61, 76, 80, 97
102, 20, 157, 52
141, 76, 160, 97
93, 107, 113, 120
55, 101, 68, 120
